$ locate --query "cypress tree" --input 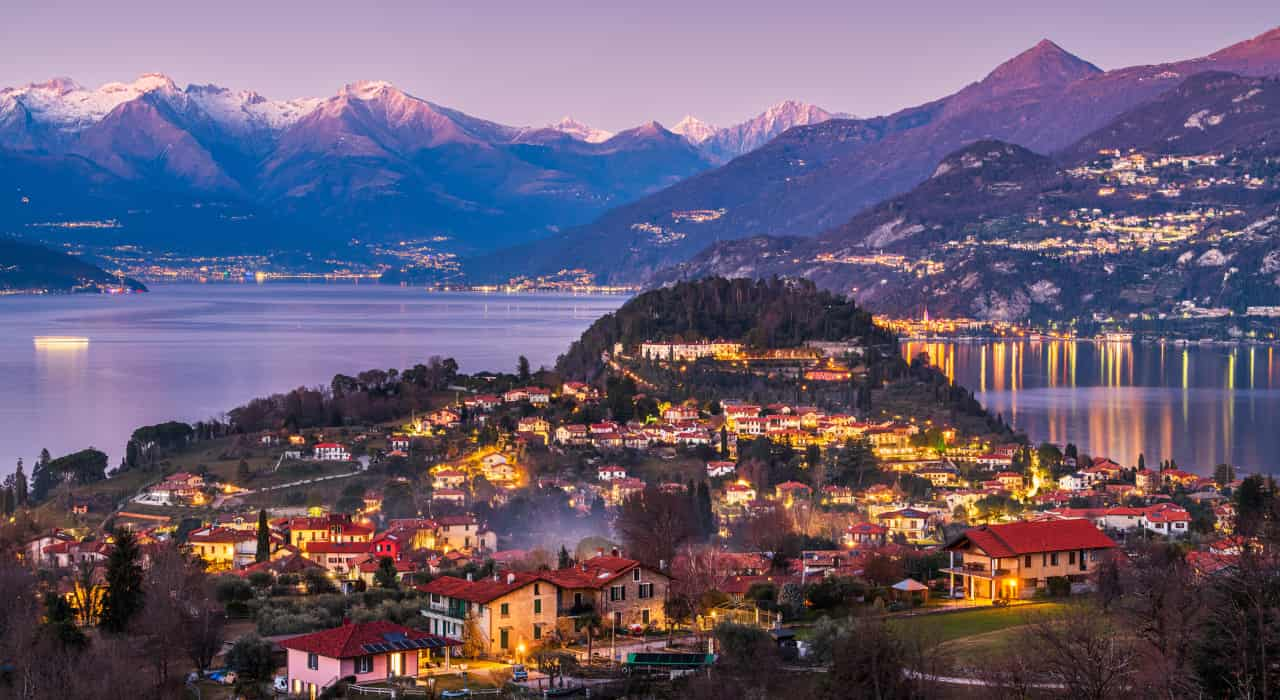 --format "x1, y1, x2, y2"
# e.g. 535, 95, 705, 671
696, 482, 714, 537
13, 459, 27, 506
255, 509, 270, 563
100, 528, 144, 633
